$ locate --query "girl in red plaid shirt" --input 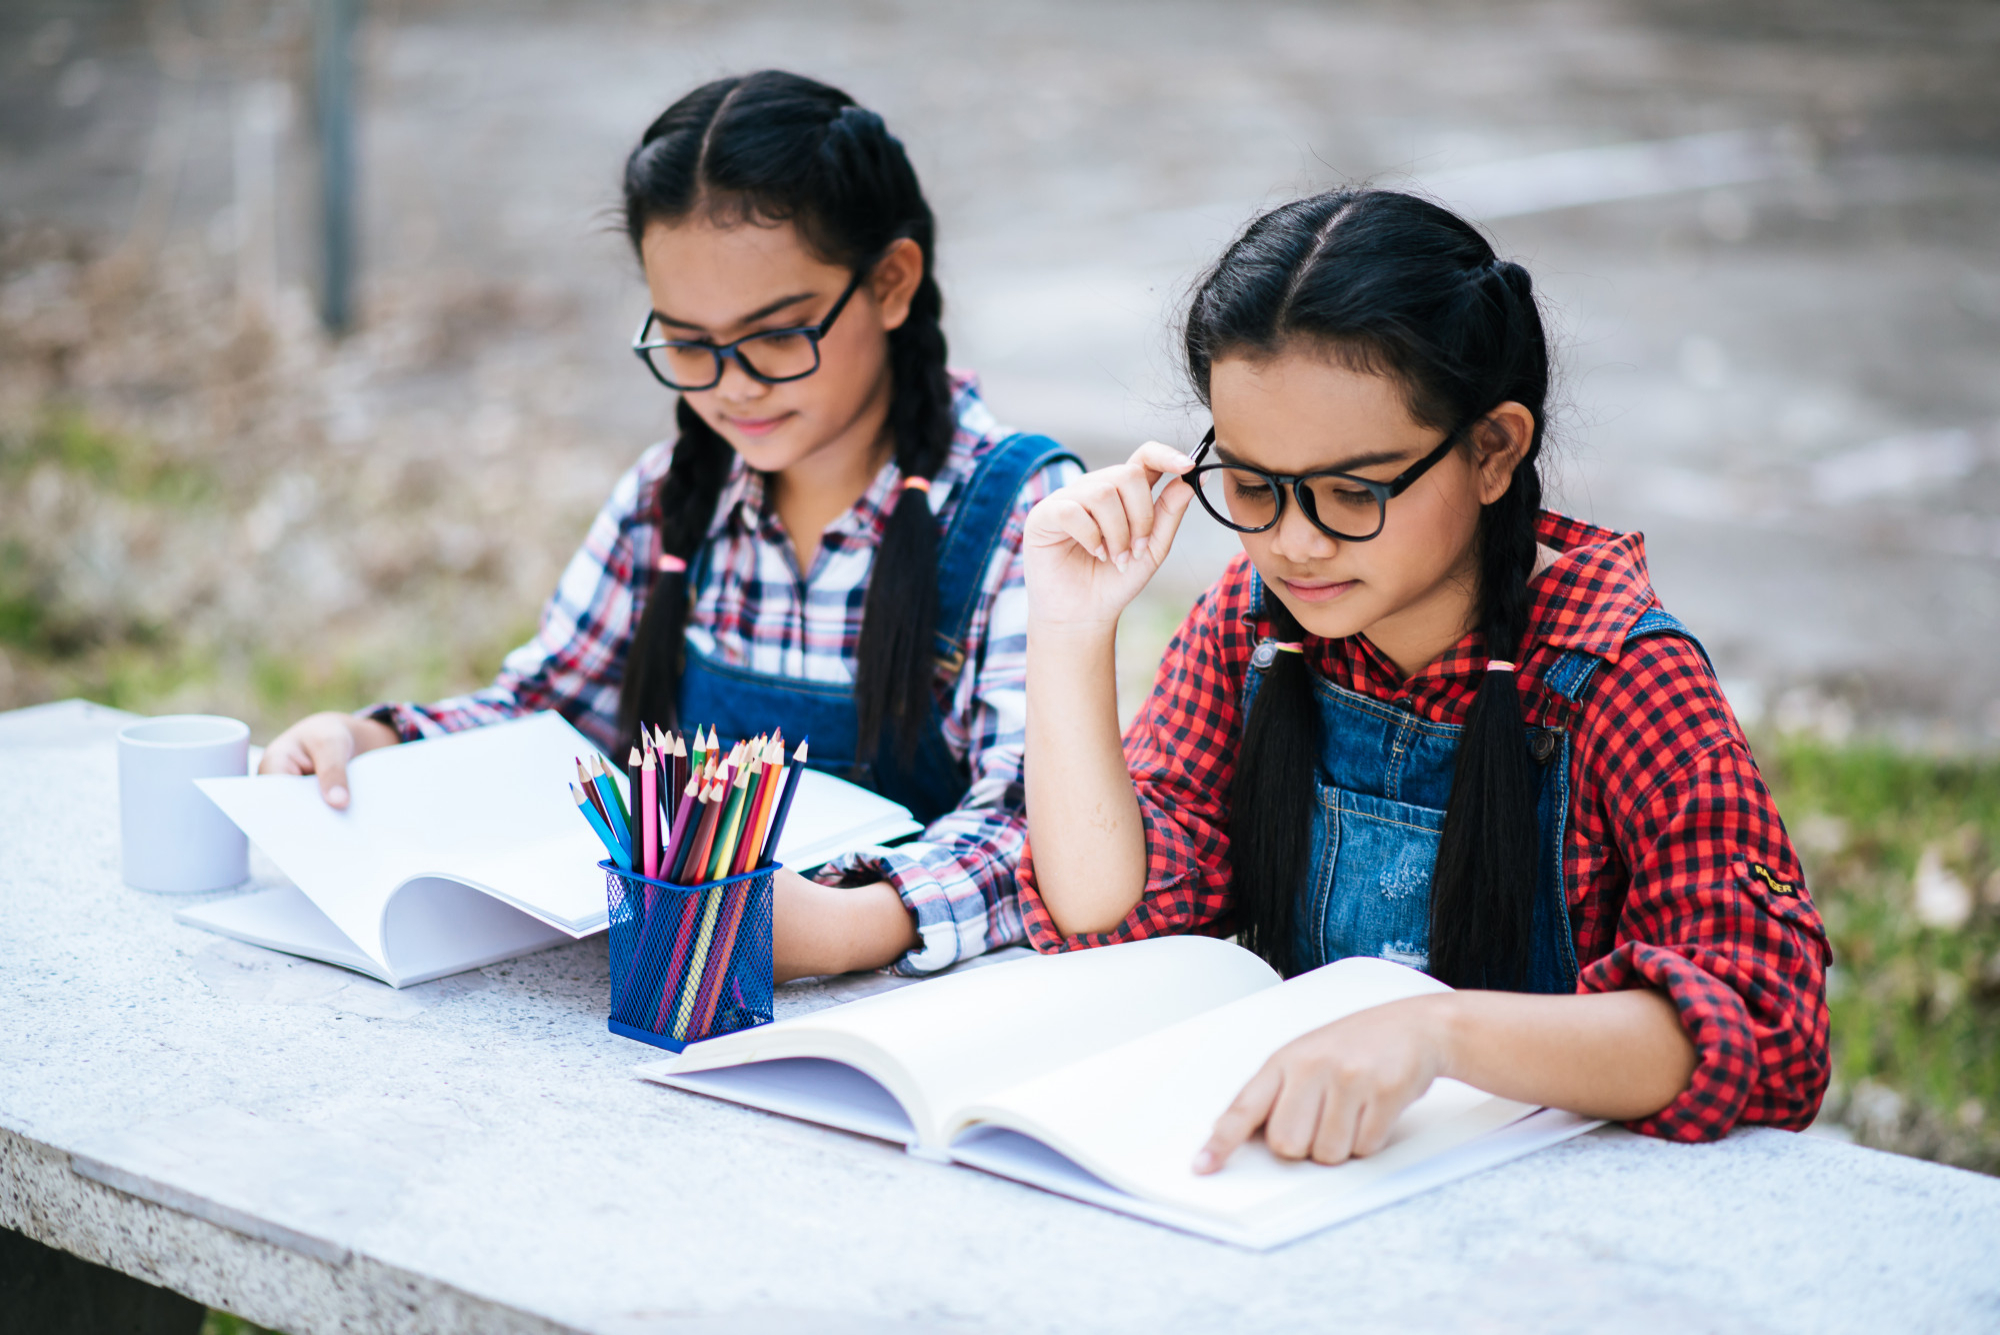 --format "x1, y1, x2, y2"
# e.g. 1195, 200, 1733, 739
260, 73, 1078, 982
1019, 189, 1829, 1169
